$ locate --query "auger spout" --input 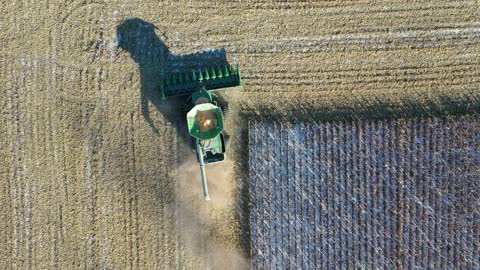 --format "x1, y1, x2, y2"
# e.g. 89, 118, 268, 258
196, 139, 210, 201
